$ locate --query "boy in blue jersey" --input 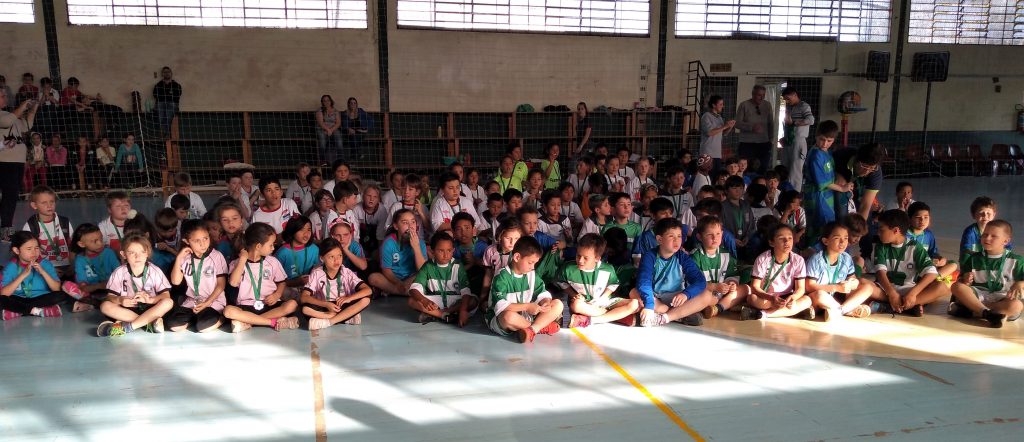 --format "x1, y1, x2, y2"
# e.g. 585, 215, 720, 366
960, 197, 1013, 264
906, 202, 957, 281
632, 197, 678, 265
629, 218, 709, 327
